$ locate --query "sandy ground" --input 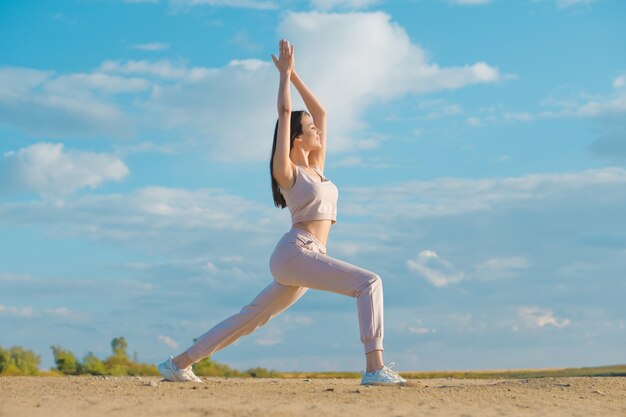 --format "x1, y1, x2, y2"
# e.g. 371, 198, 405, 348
0, 376, 624, 417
